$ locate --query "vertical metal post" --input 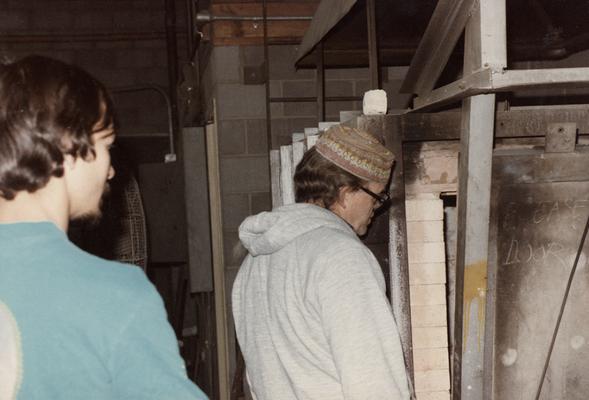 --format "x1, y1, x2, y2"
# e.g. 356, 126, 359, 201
453, 1, 505, 399
316, 42, 325, 122
165, 0, 180, 143
185, 0, 194, 59
366, 0, 380, 89
263, 0, 272, 150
